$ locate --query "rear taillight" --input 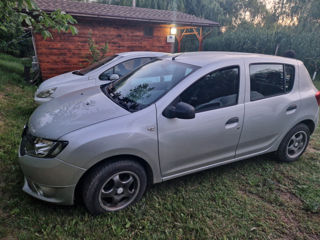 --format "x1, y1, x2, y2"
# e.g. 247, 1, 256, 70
316, 91, 320, 106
